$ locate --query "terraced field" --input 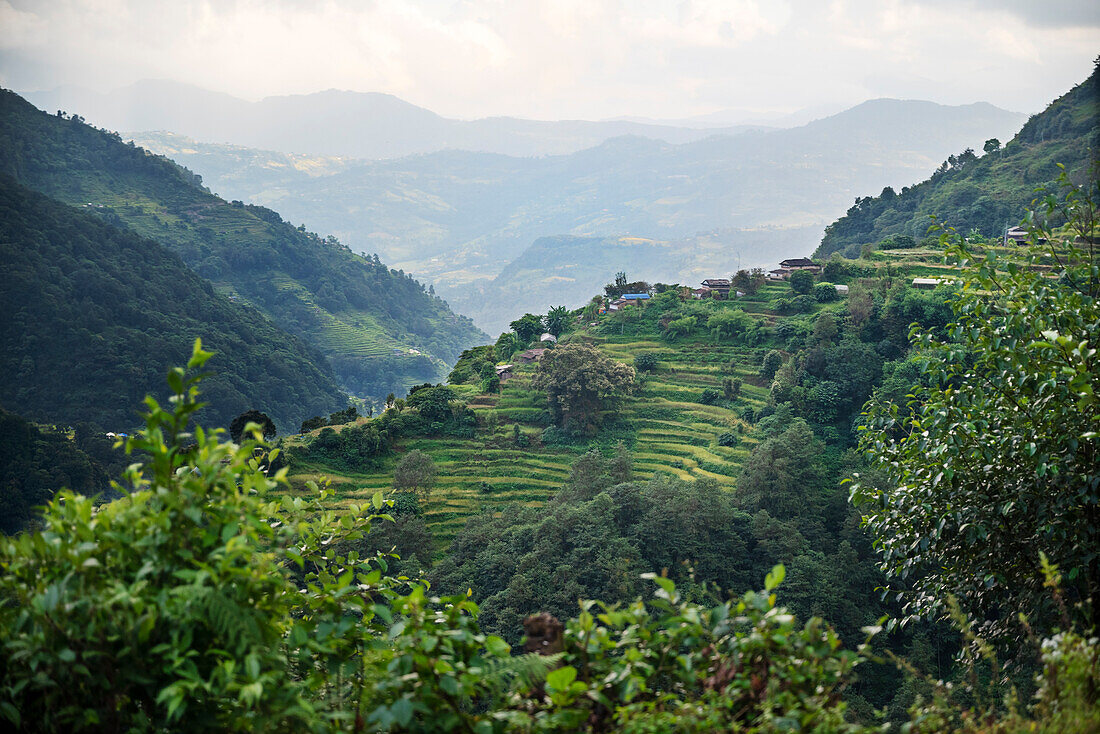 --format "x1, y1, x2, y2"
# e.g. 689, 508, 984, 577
283, 319, 781, 552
